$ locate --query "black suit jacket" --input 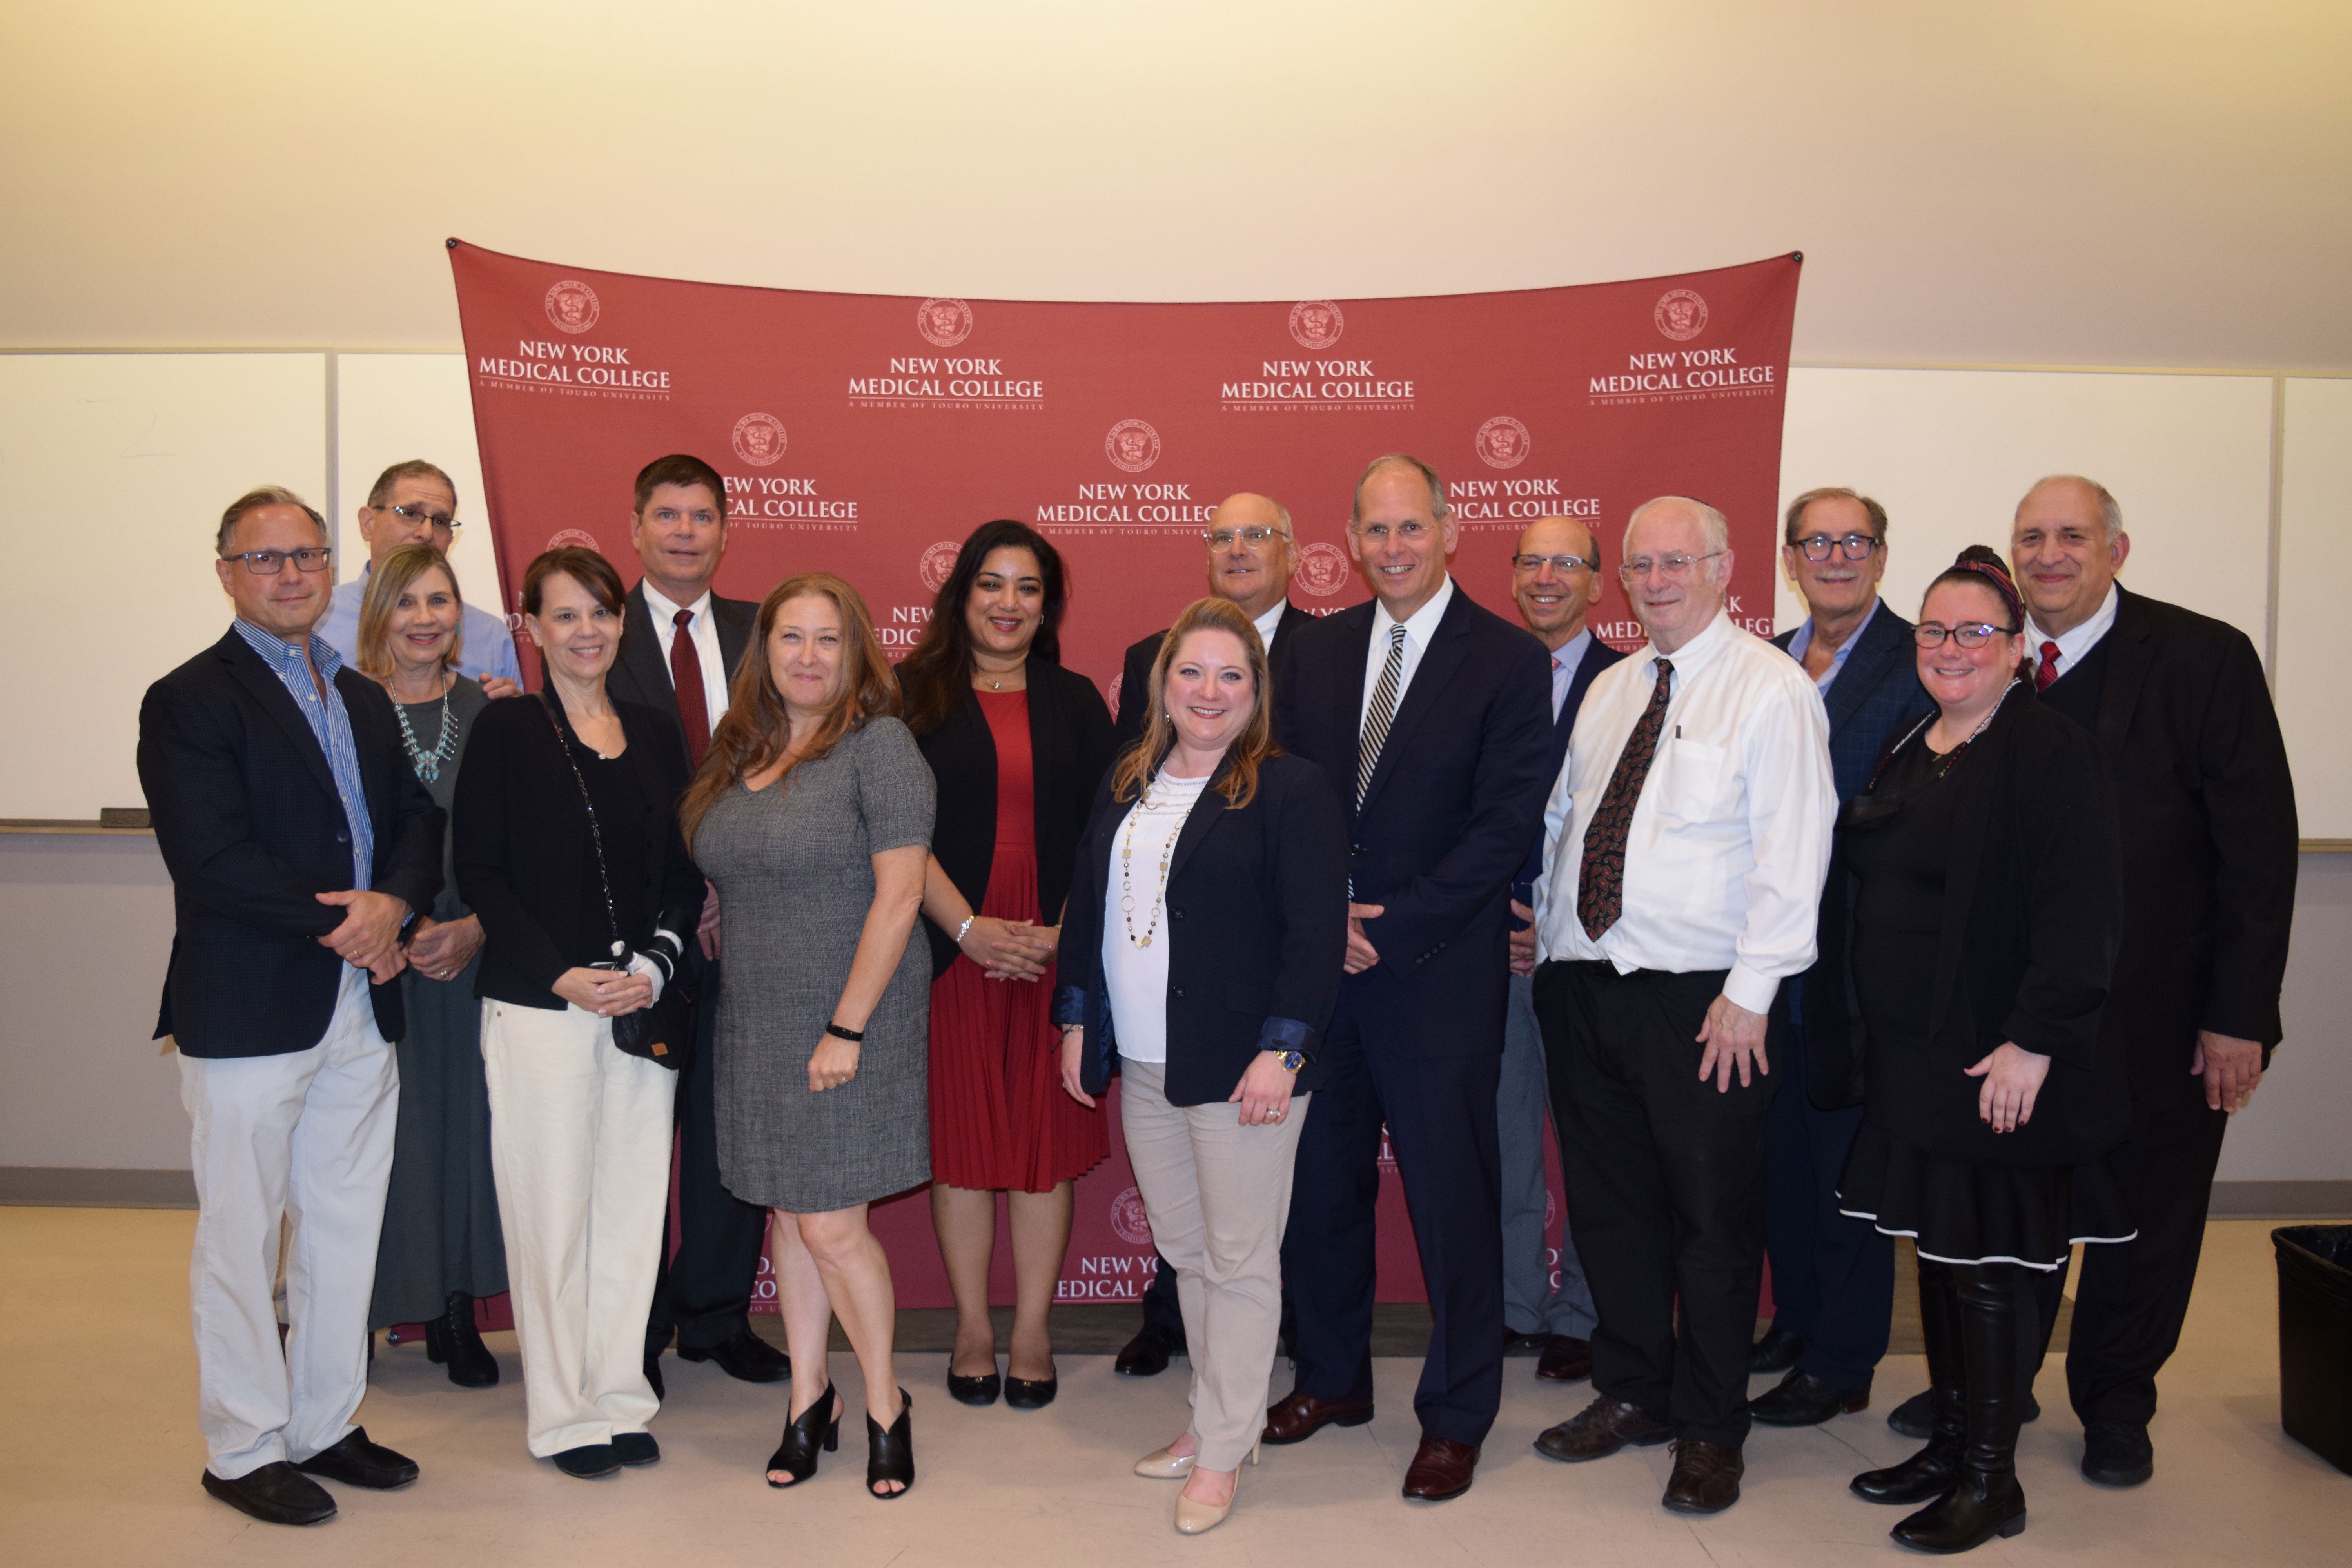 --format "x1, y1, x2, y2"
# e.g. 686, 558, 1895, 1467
1056, 752, 1350, 1104
1275, 583, 1553, 1053
1112, 600, 1309, 757
138, 627, 443, 1058
2051, 587, 2298, 1085
1772, 598, 1934, 802
605, 581, 759, 751
453, 693, 704, 1009
1513, 632, 1629, 900
915, 662, 1117, 977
